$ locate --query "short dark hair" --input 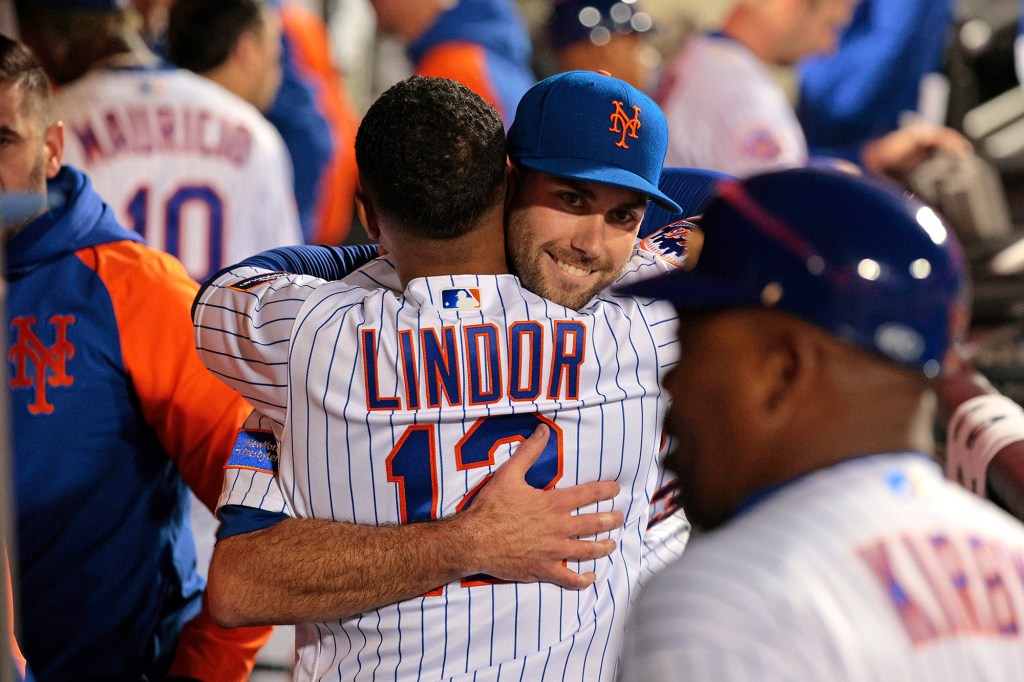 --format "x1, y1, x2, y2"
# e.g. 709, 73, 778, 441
0, 34, 54, 125
355, 76, 506, 240
167, 0, 266, 73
